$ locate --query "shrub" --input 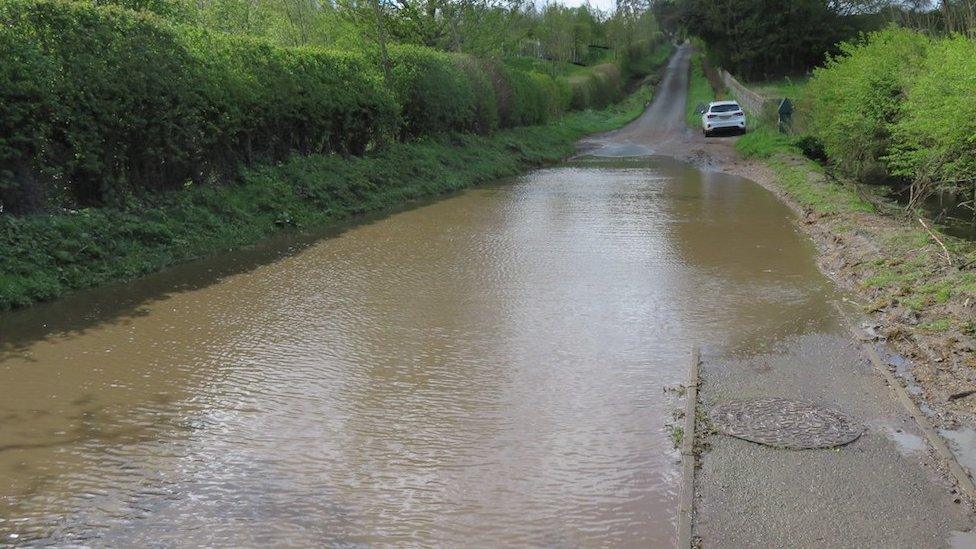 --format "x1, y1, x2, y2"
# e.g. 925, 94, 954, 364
804, 27, 929, 181
0, 25, 59, 212
0, 0, 395, 210
568, 63, 622, 110
886, 36, 976, 186
619, 38, 664, 79
452, 54, 500, 134
386, 44, 478, 138
0, 0, 666, 214
0, 0, 213, 206
503, 69, 567, 126
181, 30, 395, 165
